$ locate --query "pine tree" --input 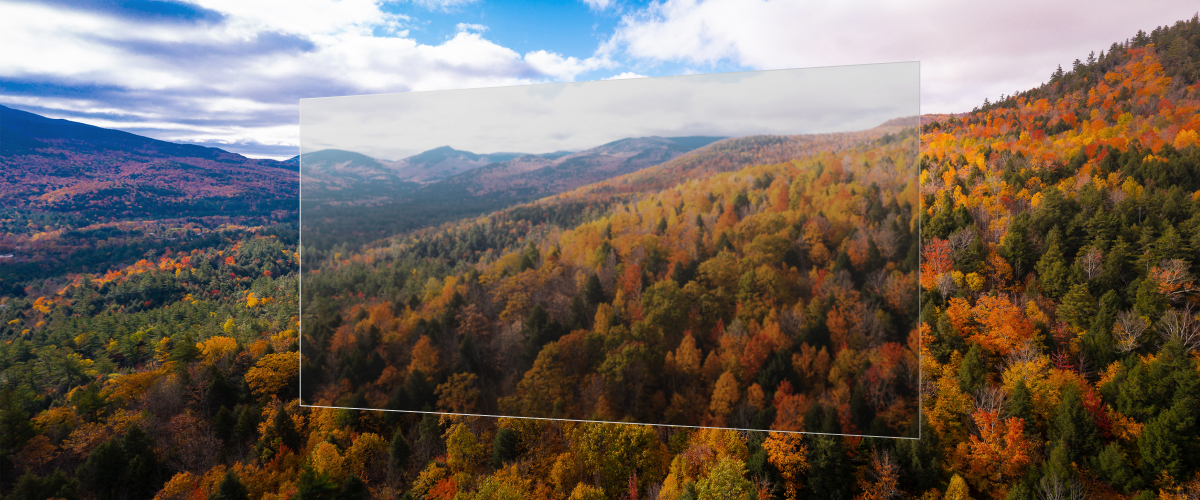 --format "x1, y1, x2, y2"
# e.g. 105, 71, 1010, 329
1133, 277, 1167, 320
389, 427, 411, 476
959, 343, 987, 395
0, 385, 36, 483
1081, 290, 1119, 367
296, 467, 338, 500
6, 470, 79, 500
1058, 283, 1097, 331
803, 434, 850, 499
80, 440, 123, 500
1138, 396, 1198, 483
491, 428, 520, 469
1036, 227, 1070, 298
210, 470, 249, 500
1007, 380, 1037, 438
121, 425, 161, 500
336, 475, 368, 500
585, 273, 606, 304
1001, 213, 1034, 278
1093, 442, 1142, 493
1050, 385, 1099, 461
258, 406, 302, 460
1040, 440, 1076, 492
